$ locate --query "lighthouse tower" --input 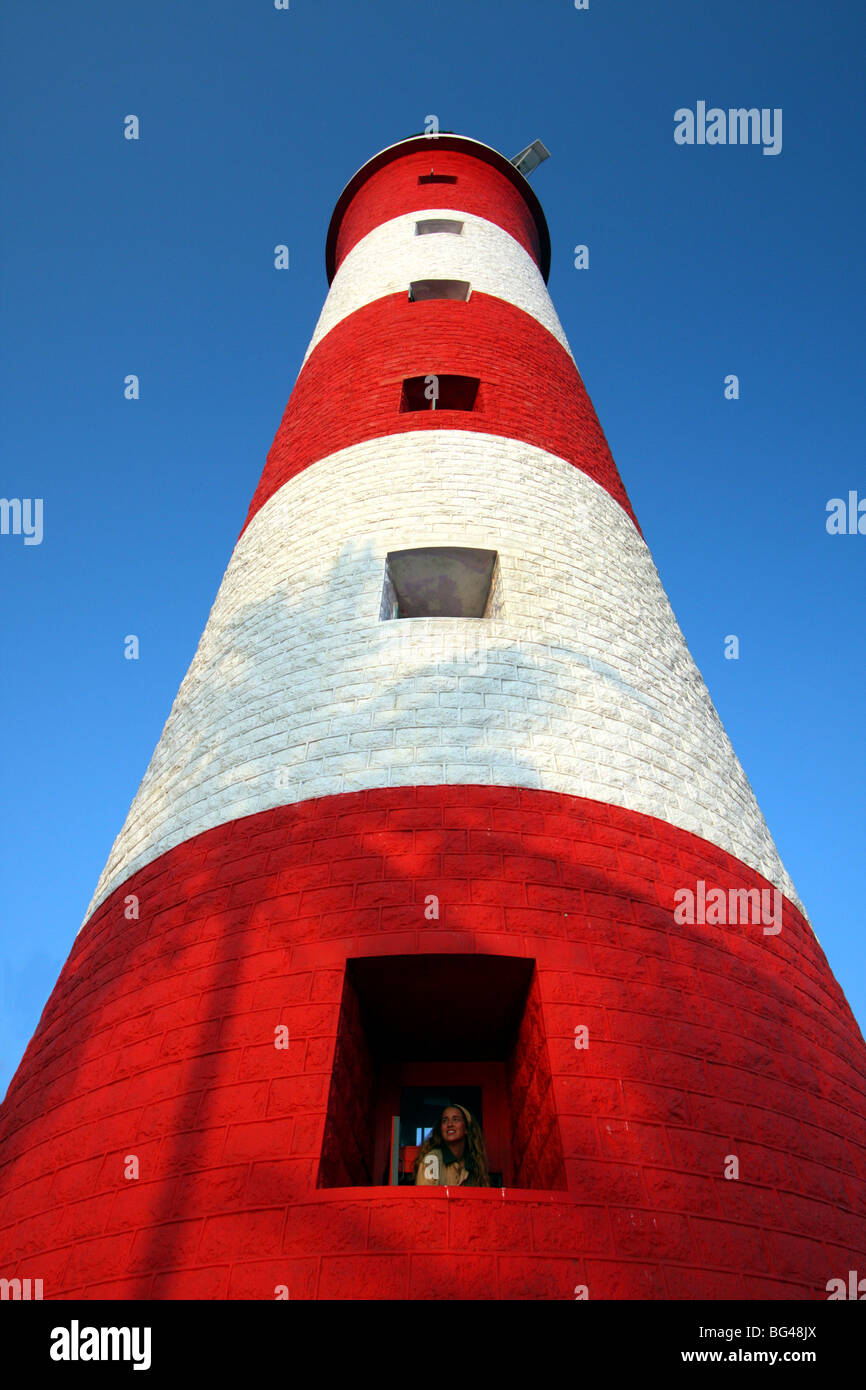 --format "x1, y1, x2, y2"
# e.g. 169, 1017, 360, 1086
2, 134, 865, 1302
